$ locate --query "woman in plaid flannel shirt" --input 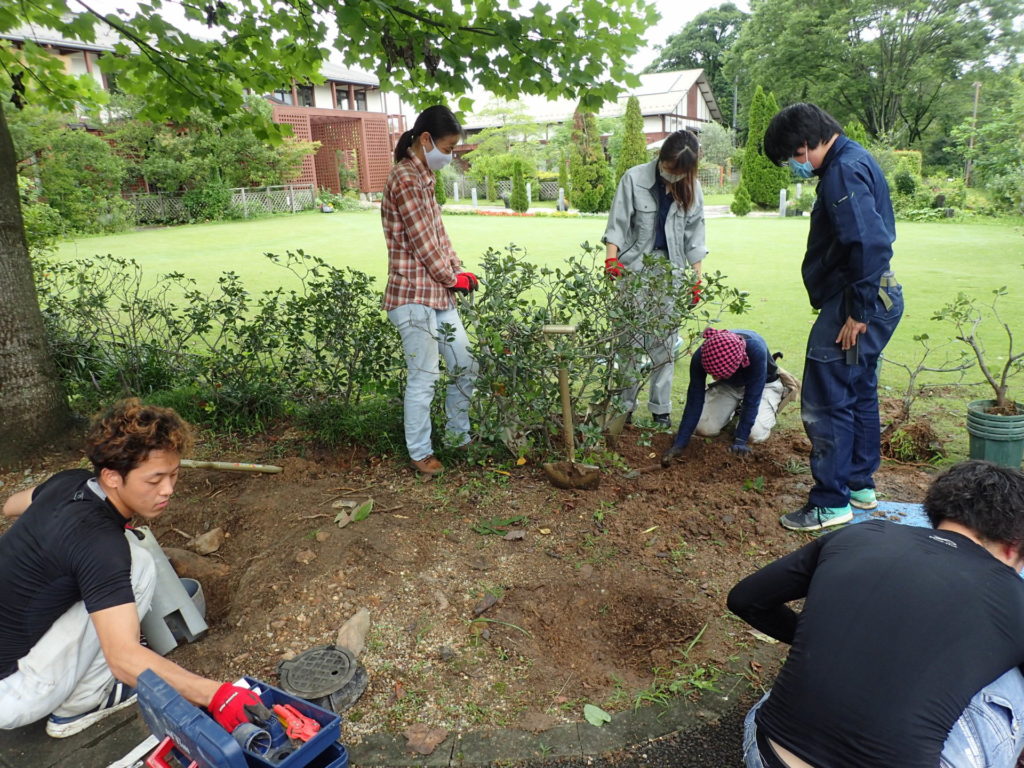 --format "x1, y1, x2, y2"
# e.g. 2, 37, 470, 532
381, 106, 479, 477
